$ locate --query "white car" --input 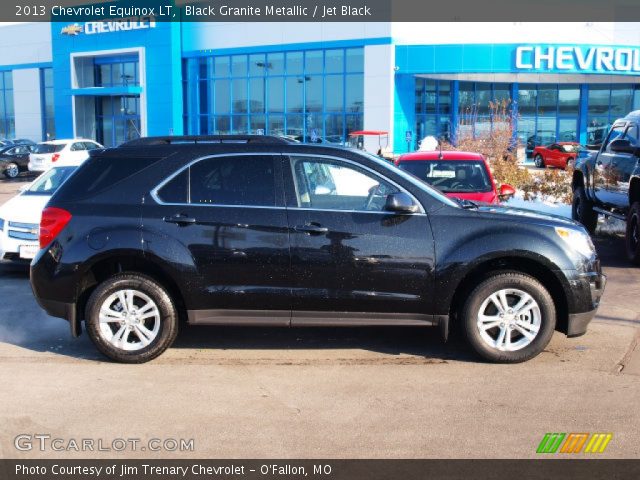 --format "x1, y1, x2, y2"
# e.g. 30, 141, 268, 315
0, 165, 80, 262
28, 139, 102, 172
